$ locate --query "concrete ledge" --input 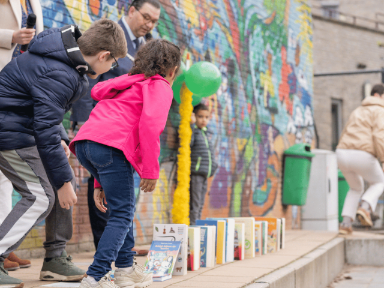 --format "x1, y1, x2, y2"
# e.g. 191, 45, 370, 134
345, 236, 384, 266
247, 238, 345, 288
